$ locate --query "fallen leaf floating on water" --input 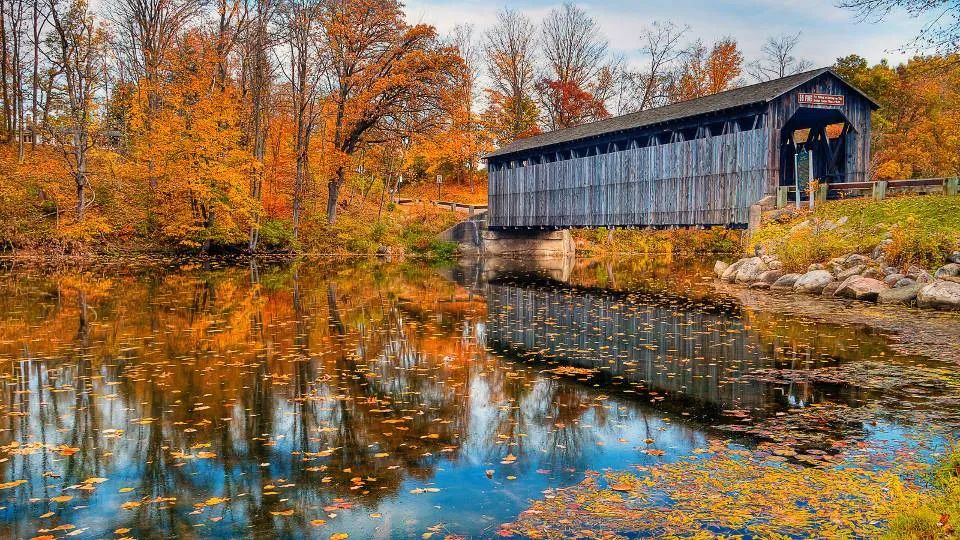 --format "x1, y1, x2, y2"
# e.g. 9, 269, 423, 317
329, 534, 349, 540
0, 479, 26, 490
